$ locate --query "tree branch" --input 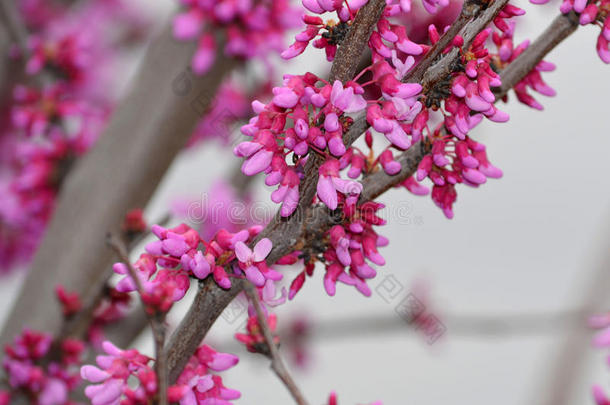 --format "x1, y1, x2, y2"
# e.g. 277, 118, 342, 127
244, 283, 310, 405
